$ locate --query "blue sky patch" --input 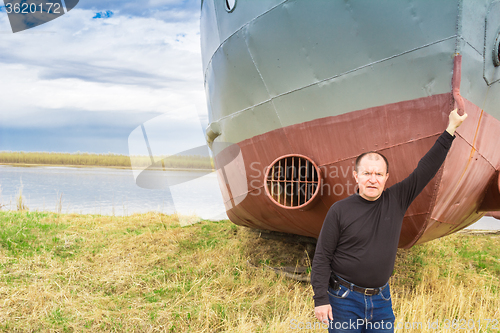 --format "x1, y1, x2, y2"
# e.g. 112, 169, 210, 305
93, 10, 114, 19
